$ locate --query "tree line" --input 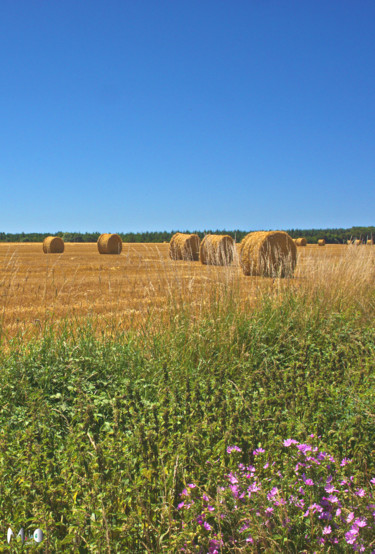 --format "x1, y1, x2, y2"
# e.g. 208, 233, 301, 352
0, 226, 373, 244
